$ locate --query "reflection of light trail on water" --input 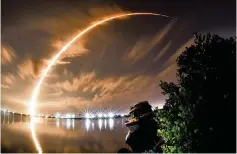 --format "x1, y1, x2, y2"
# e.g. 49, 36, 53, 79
30, 121, 43, 153
29, 12, 173, 153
